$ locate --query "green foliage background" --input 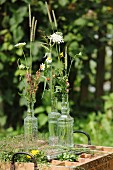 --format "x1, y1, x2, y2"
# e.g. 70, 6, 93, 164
1, 0, 113, 146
